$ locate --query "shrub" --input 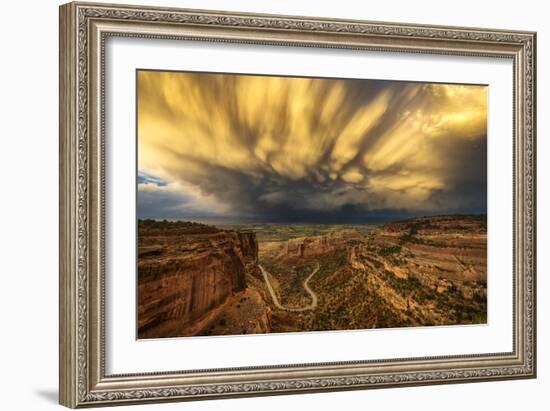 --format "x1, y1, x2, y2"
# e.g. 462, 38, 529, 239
378, 245, 402, 257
